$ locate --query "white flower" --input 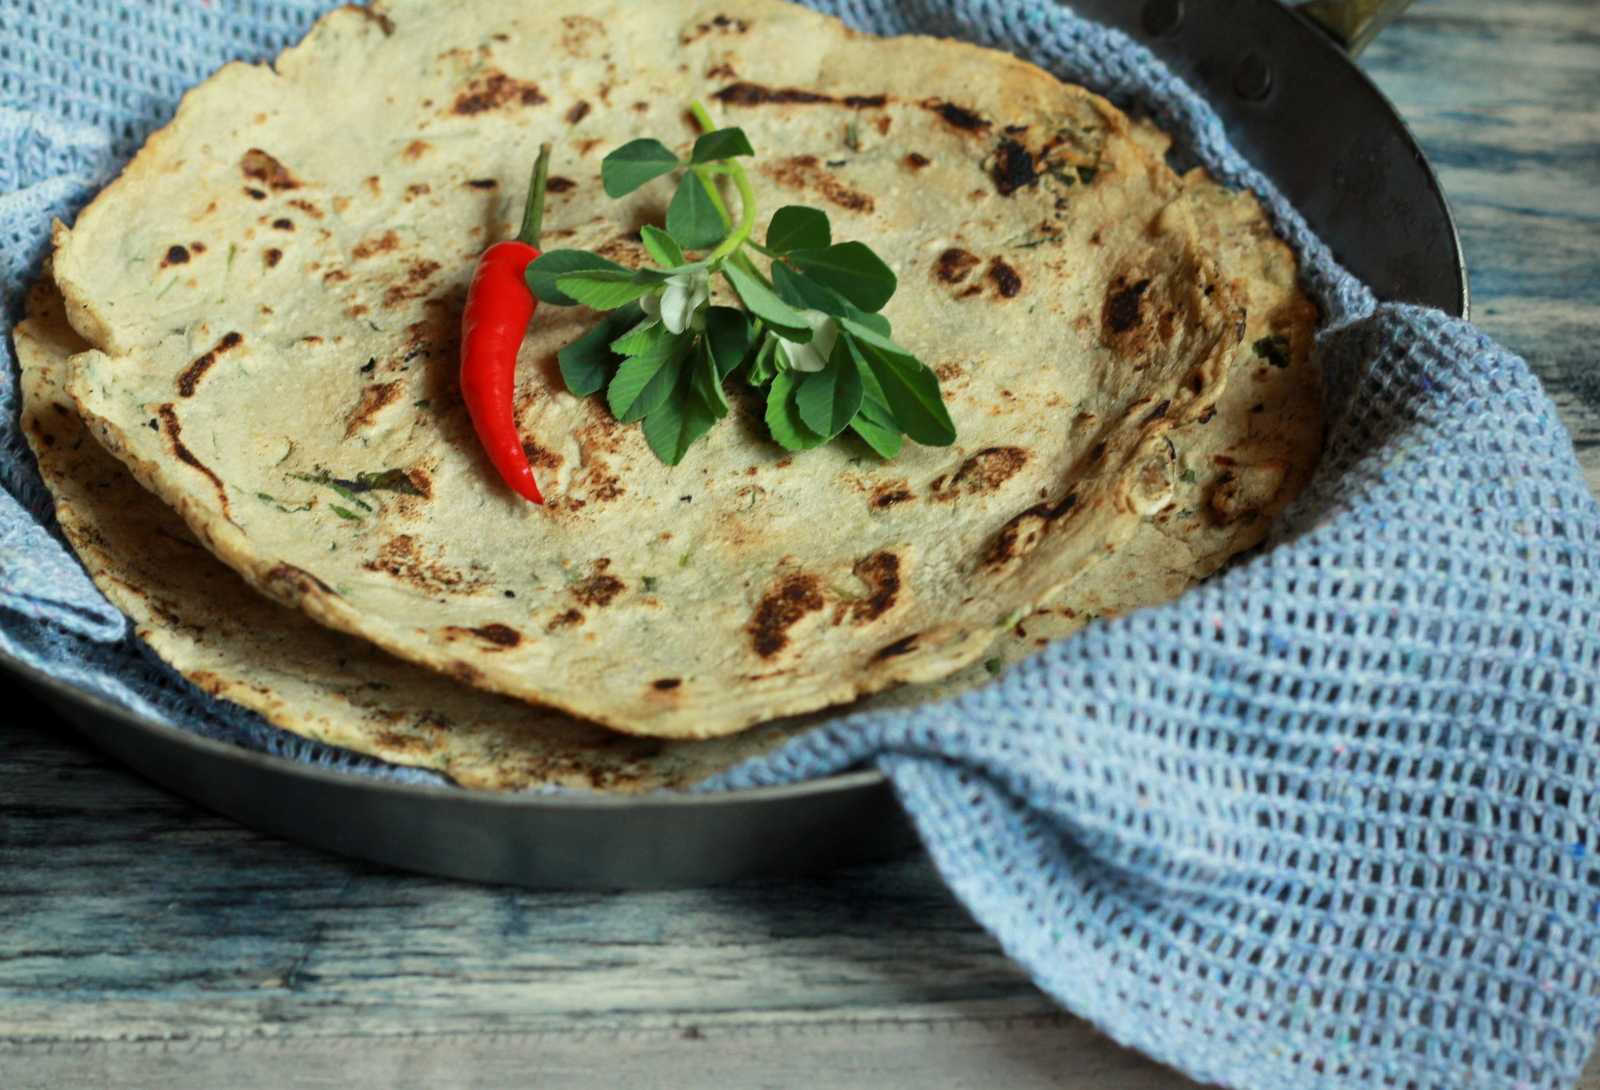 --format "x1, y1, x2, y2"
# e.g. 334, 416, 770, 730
777, 309, 840, 373
641, 268, 710, 335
